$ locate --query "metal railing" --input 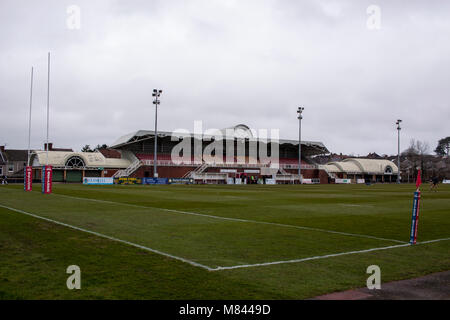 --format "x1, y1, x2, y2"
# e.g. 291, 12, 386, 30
113, 159, 142, 178
124, 159, 142, 176
112, 169, 125, 178
191, 172, 228, 180
279, 163, 317, 170
140, 159, 317, 169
